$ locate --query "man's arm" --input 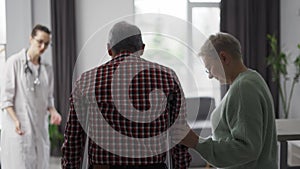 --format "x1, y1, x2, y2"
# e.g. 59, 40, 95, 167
61, 94, 86, 169
169, 75, 191, 169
